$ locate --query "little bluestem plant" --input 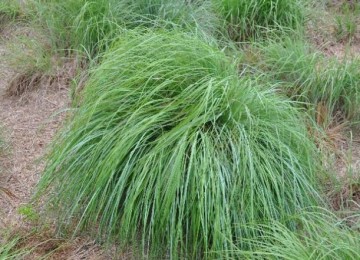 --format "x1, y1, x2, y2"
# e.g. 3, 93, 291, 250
37, 30, 321, 258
